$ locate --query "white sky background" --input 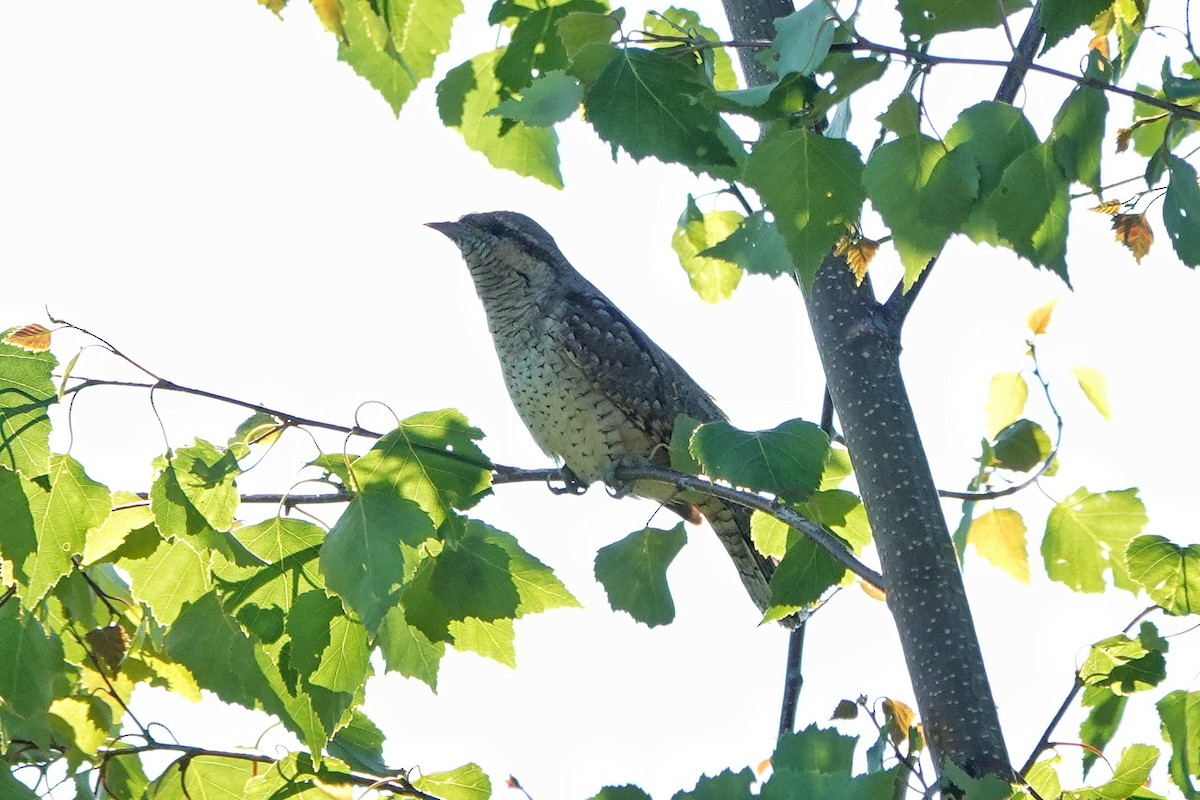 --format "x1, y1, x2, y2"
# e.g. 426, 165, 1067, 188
2, 1, 1199, 798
